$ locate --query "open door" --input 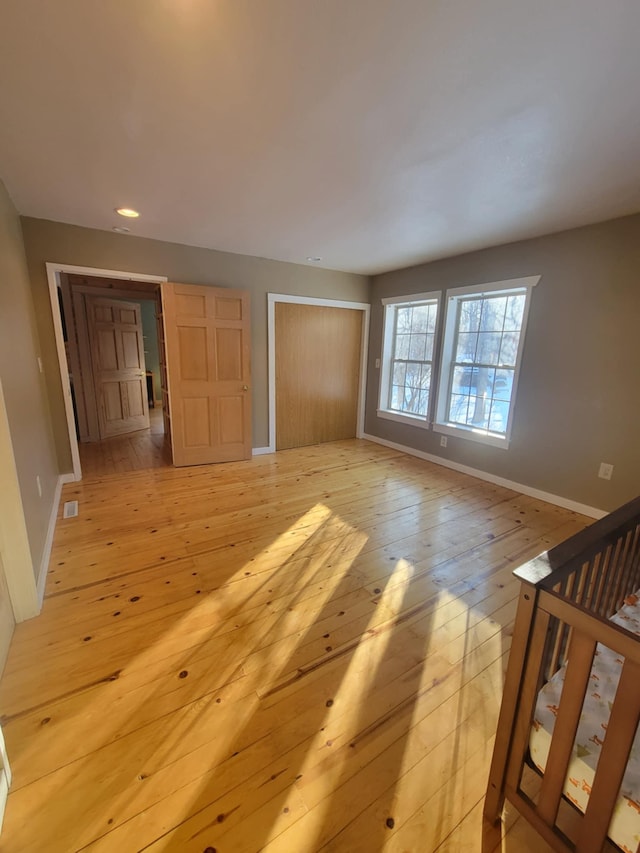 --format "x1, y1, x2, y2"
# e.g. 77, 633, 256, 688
161, 283, 251, 466
86, 297, 150, 439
